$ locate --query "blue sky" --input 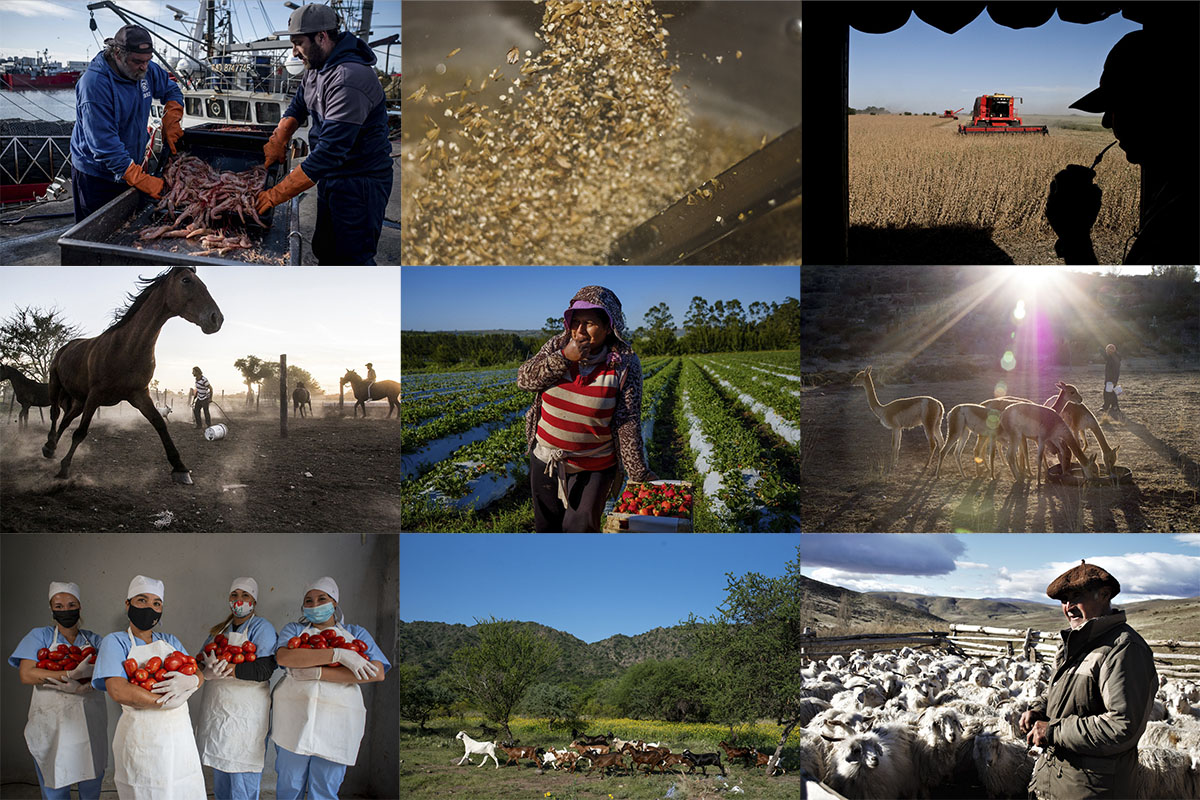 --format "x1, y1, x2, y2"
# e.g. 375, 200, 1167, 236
401, 266, 801, 331
399, 534, 800, 643
0, 0, 402, 67
0, 266, 399, 397
850, 9, 1141, 115
801, 534, 1200, 604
